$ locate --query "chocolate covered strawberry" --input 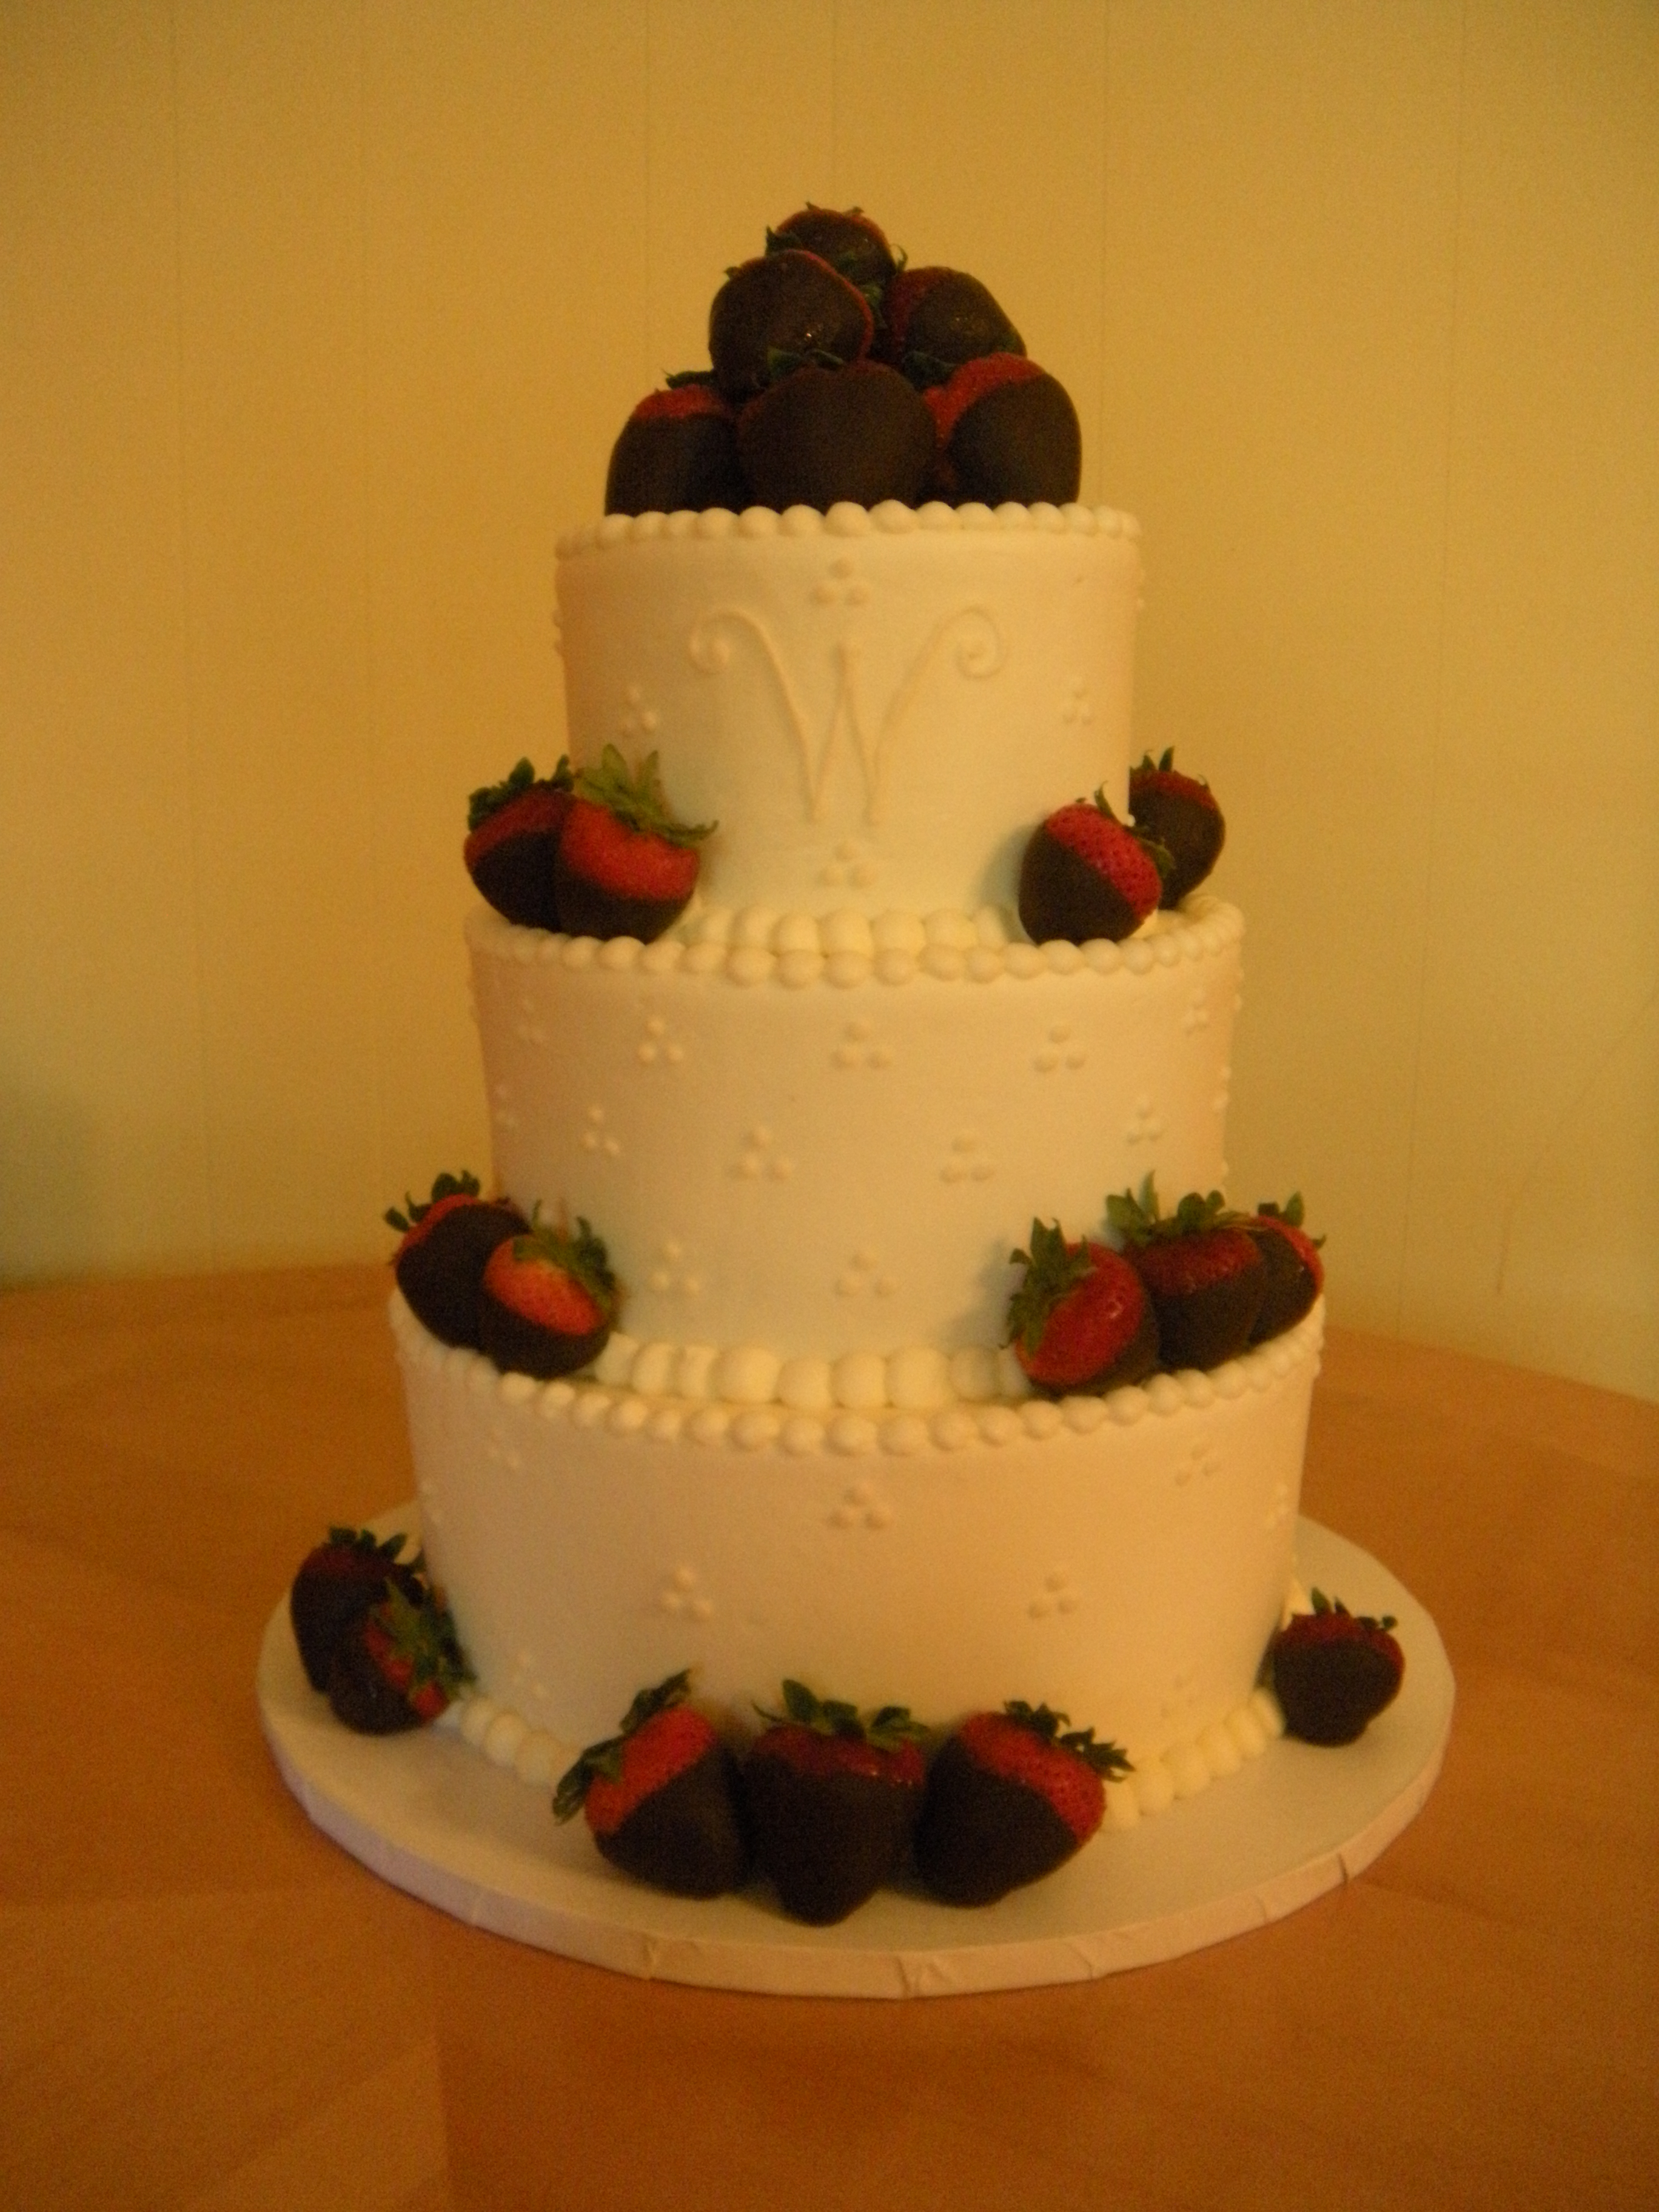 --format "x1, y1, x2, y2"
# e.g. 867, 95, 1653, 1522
385, 1171, 529, 1349
604, 383, 747, 517
1269, 1591, 1404, 1745
553, 746, 714, 943
914, 1702, 1130, 1907
880, 267, 1024, 387
737, 360, 935, 512
290, 1525, 425, 1694
1006, 1220, 1159, 1396
554, 1669, 749, 1898
478, 1210, 619, 1380
708, 249, 874, 405
463, 757, 574, 931
744, 1682, 928, 1925
1017, 790, 1167, 945
766, 204, 899, 301
1242, 1194, 1326, 1343
1128, 749, 1225, 908
925, 354, 1081, 506
1107, 1178, 1267, 1371
328, 1580, 472, 1735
